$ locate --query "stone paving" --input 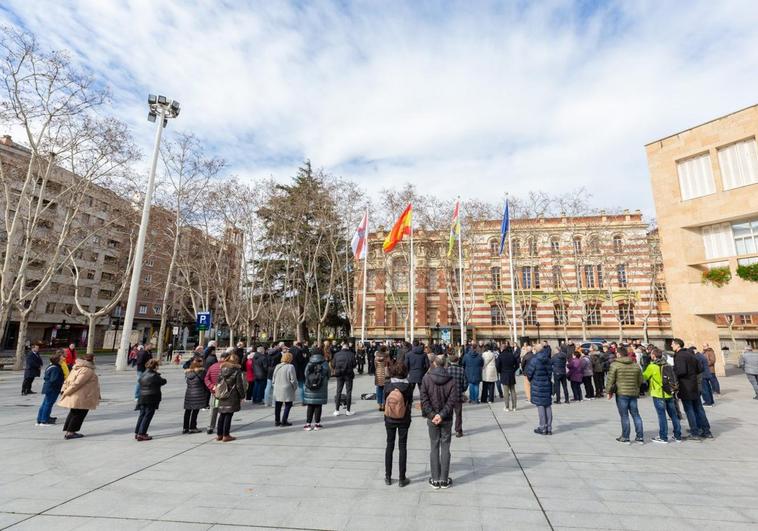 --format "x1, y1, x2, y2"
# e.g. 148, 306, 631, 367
0, 359, 757, 531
